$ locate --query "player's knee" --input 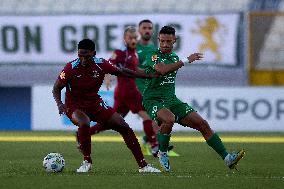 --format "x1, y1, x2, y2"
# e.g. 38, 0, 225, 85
162, 116, 175, 126
162, 118, 174, 132
160, 122, 173, 134
160, 117, 174, 130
